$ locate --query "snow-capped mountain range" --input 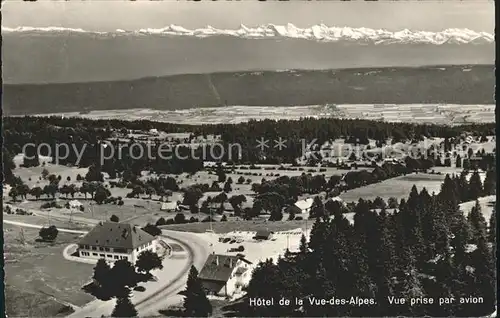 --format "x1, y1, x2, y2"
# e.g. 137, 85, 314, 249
2, 24, 494, 45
